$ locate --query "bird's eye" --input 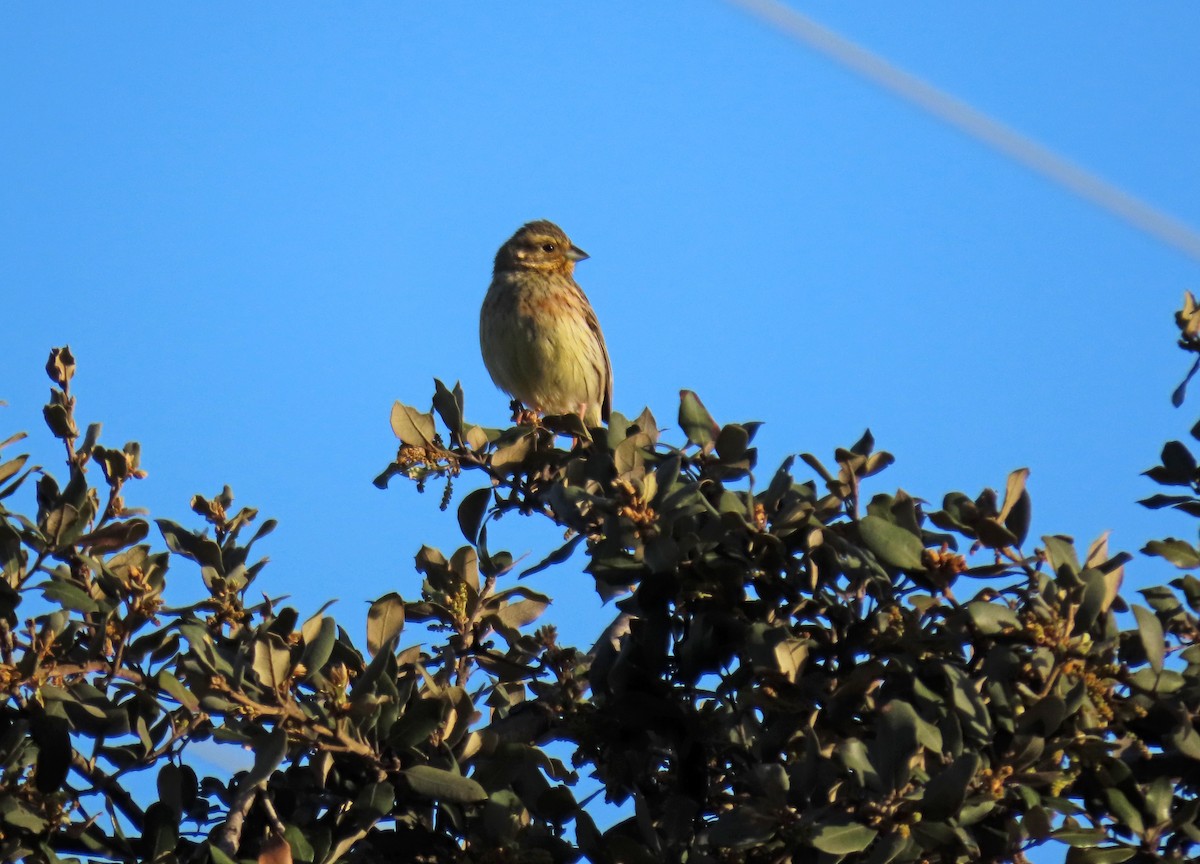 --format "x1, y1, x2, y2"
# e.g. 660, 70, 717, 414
541, 243, 556, 253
